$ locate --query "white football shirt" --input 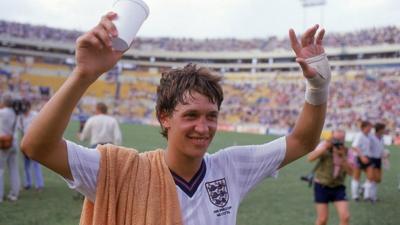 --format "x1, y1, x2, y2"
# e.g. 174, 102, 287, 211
64, 136, 286, 225
368, 134, 384, 158
0, 107, 17, 136
352, 132, 371, 156
79, 114, 122, 146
